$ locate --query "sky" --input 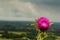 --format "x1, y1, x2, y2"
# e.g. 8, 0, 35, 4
0, 0, 60, 22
